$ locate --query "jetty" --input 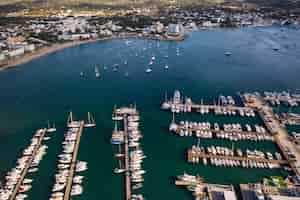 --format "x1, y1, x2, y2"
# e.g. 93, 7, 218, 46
111, 106, 145, 200
242, 93, 300, 175
124, 115, 132, 200
63, 121, 84, 200
8, 128, 47, 200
